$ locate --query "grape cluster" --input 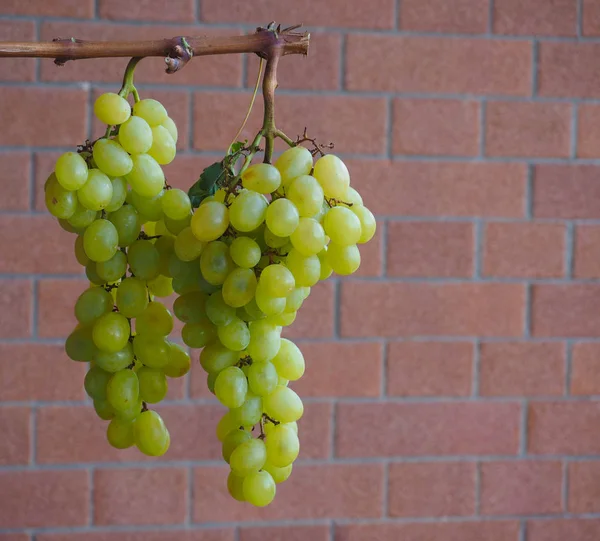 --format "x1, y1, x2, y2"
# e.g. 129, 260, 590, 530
170, 145, 376, 506
46, 91, 188, 456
